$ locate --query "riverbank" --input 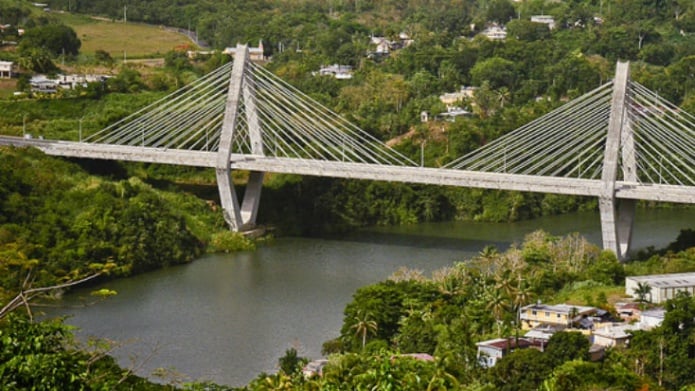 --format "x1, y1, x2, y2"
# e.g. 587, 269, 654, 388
51, 208, 695, 387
